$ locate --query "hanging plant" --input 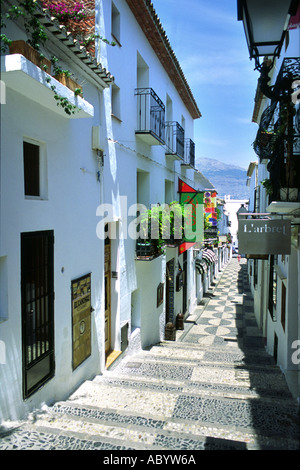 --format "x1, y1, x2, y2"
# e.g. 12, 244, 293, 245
45, 76, 79, 115
80, 33, 116, 49
261, 178, 273, 195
